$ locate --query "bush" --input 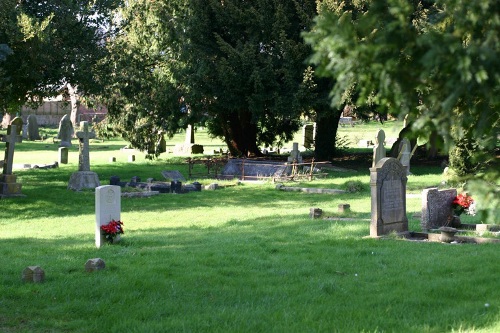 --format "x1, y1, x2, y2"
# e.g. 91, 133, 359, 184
342, 180, 366, 193
448, 138, 478, 178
